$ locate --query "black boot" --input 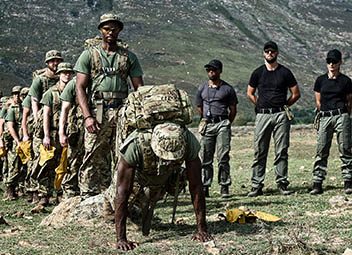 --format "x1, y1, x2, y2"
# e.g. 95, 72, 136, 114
247, 187, 263, 197
344, 181, 352, 194
203, 187, 209, 198
220, 186, 230, 198
277, 183, 294, 195
310, 182, 323, 195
